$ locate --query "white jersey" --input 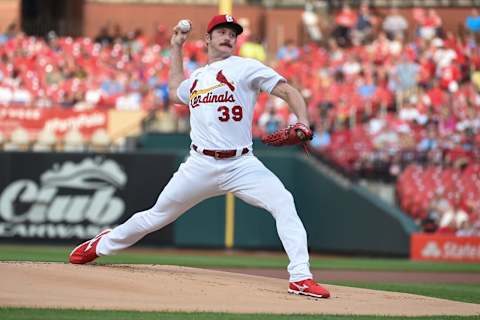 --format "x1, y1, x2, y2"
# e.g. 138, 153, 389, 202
177, 56, 285, 150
